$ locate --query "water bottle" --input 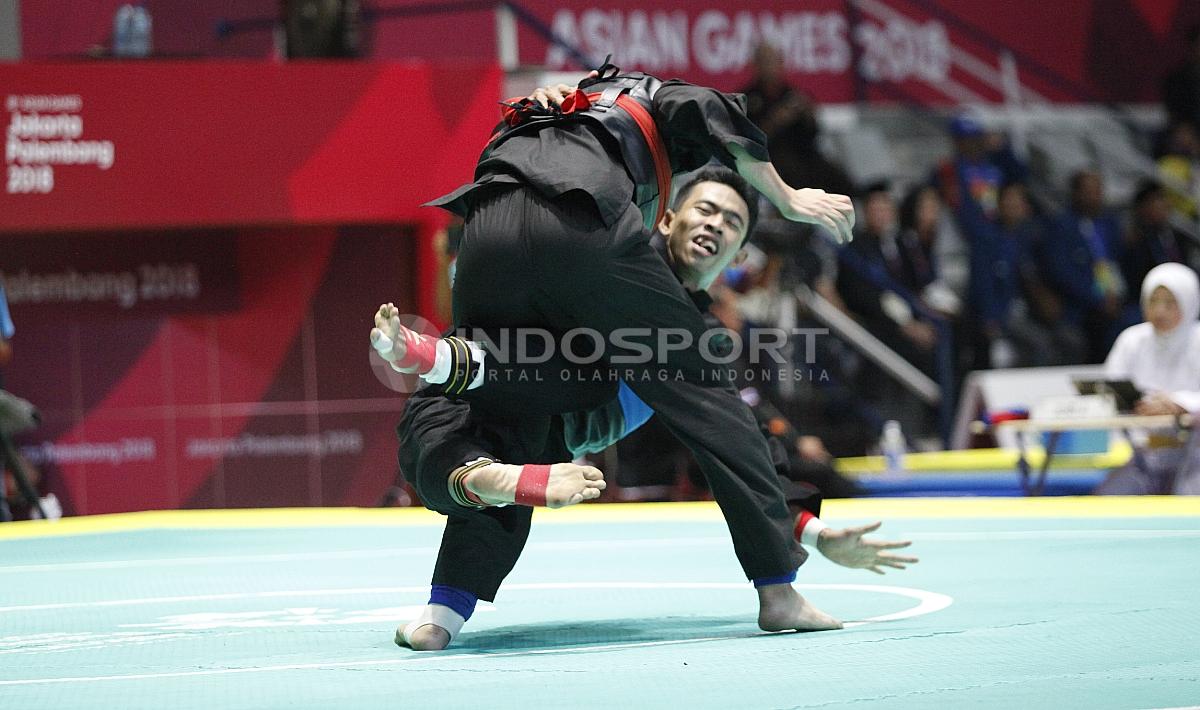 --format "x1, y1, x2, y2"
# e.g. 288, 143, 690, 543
880, 420, 906, 478
112, 4, 135, 57
32, 493, 63, 521
113, 4, 152, 58
130, 4, 152, 58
